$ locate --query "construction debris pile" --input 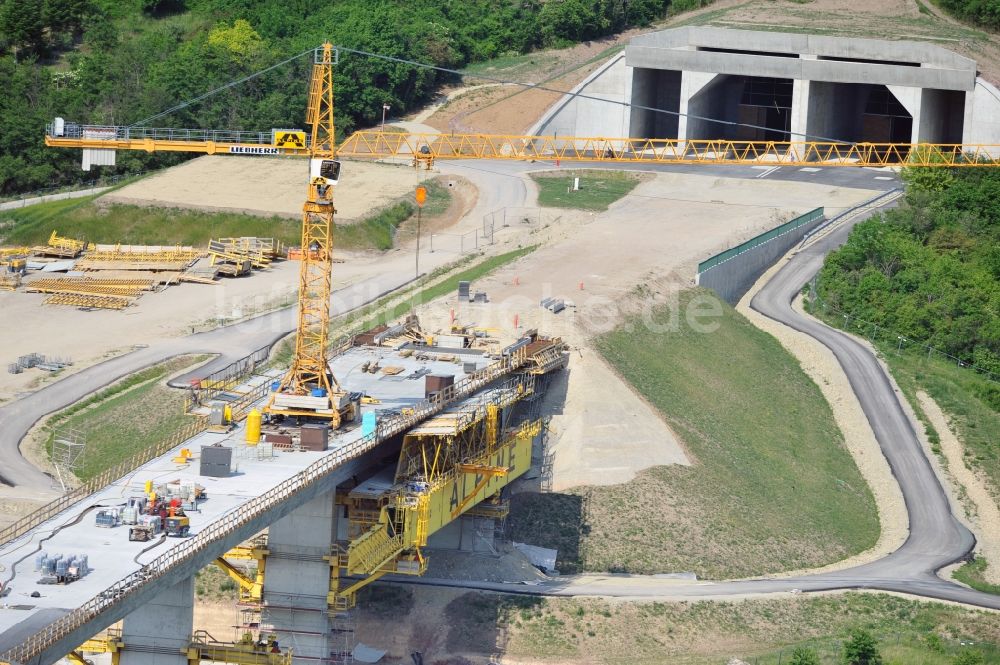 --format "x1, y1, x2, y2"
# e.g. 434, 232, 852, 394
0, 233, 287, 310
